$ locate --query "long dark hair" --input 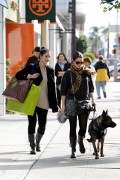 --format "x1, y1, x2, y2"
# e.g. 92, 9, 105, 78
40, 47, 50, 56
72, 51, 83, 61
